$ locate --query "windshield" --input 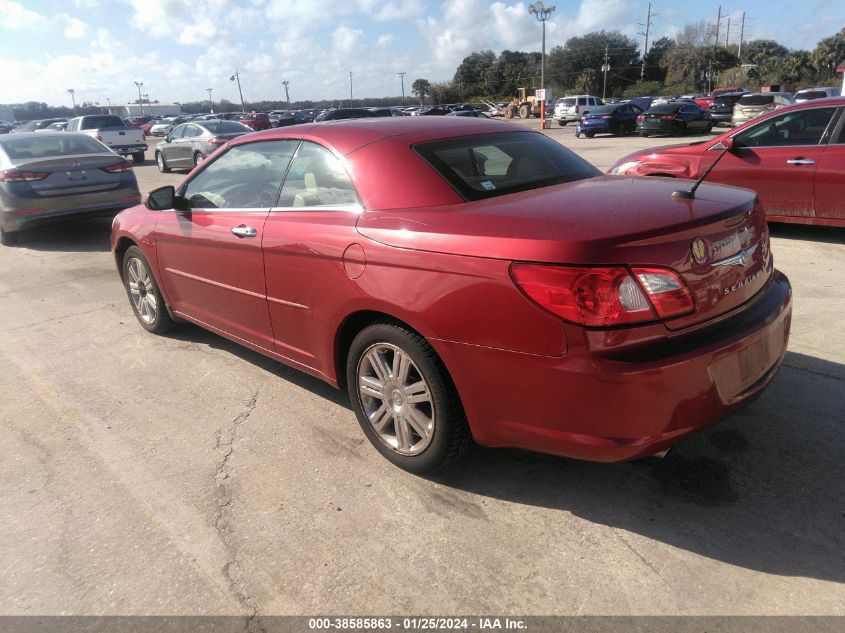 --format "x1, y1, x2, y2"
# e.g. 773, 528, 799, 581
739, 95, 775, 106
204, 121, 252, 133
80, 116, 124, 129
414, 131, 601, 201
